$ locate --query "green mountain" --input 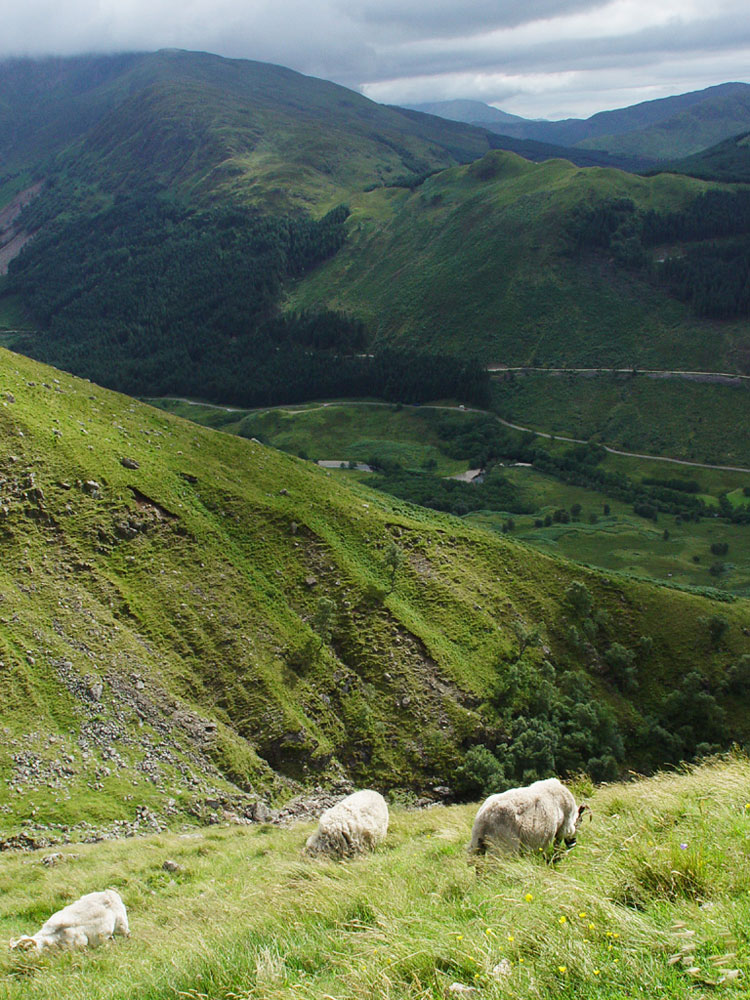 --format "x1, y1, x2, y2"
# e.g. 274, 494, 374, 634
1, 347, 748, 842
412, 84, 750, 160
290, 150, 750, 371
2, 52, 750, 417
0, 49, 499, 210
657, 130, 750, 183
